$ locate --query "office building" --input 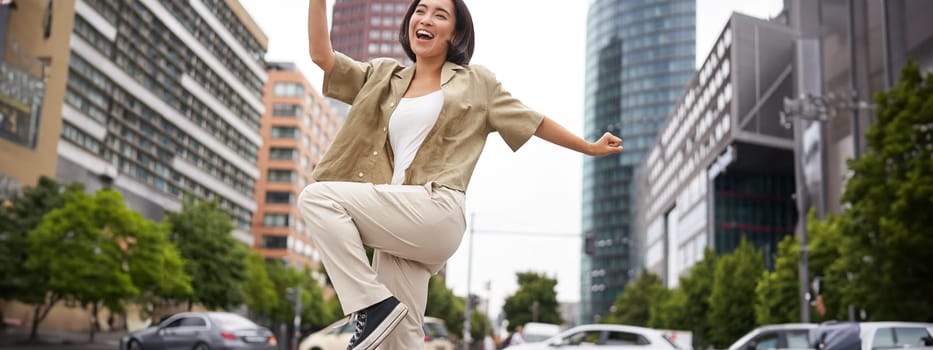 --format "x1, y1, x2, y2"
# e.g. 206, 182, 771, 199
253, 61, 341, 268
0, 0, 73, 198
57, 0, 268, 244
788, 0, 933, 218
636, 14, 797, 287
581, 0, 695, 323
331, 0, 411, 64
